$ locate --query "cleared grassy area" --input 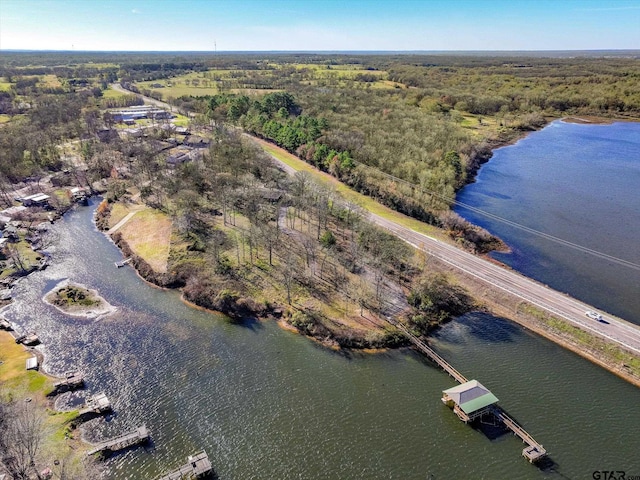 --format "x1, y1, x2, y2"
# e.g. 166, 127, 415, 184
0, 80, 12, 91
117, 207, 172, 273
289, 63, 386, 75
370, 80, 406, 90
39, 74, 62, 88
137, 71, 220, 99
173, 113, 190, 127
142, 83, 220, 99
459, 113, 503, 137
256, 140, 447, 240
0, 114, 11, 123
102, 87, 131, 99
0, 331, 52, 394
